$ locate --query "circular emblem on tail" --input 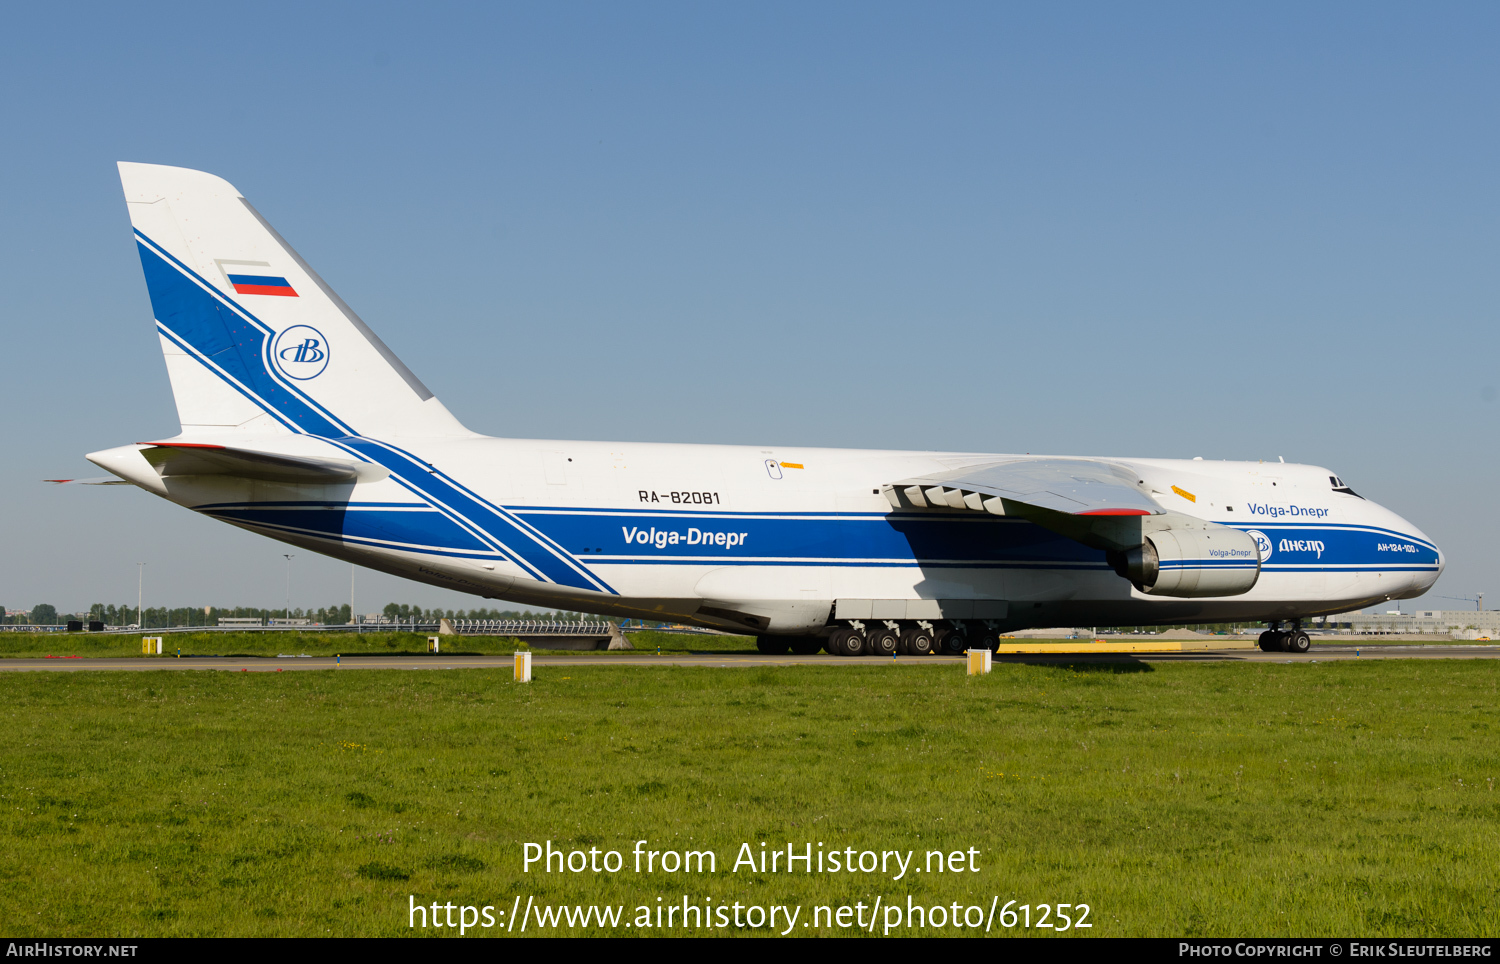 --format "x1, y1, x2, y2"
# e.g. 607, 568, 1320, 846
1246, 529, 1273, 562
272, 325, 329, 380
